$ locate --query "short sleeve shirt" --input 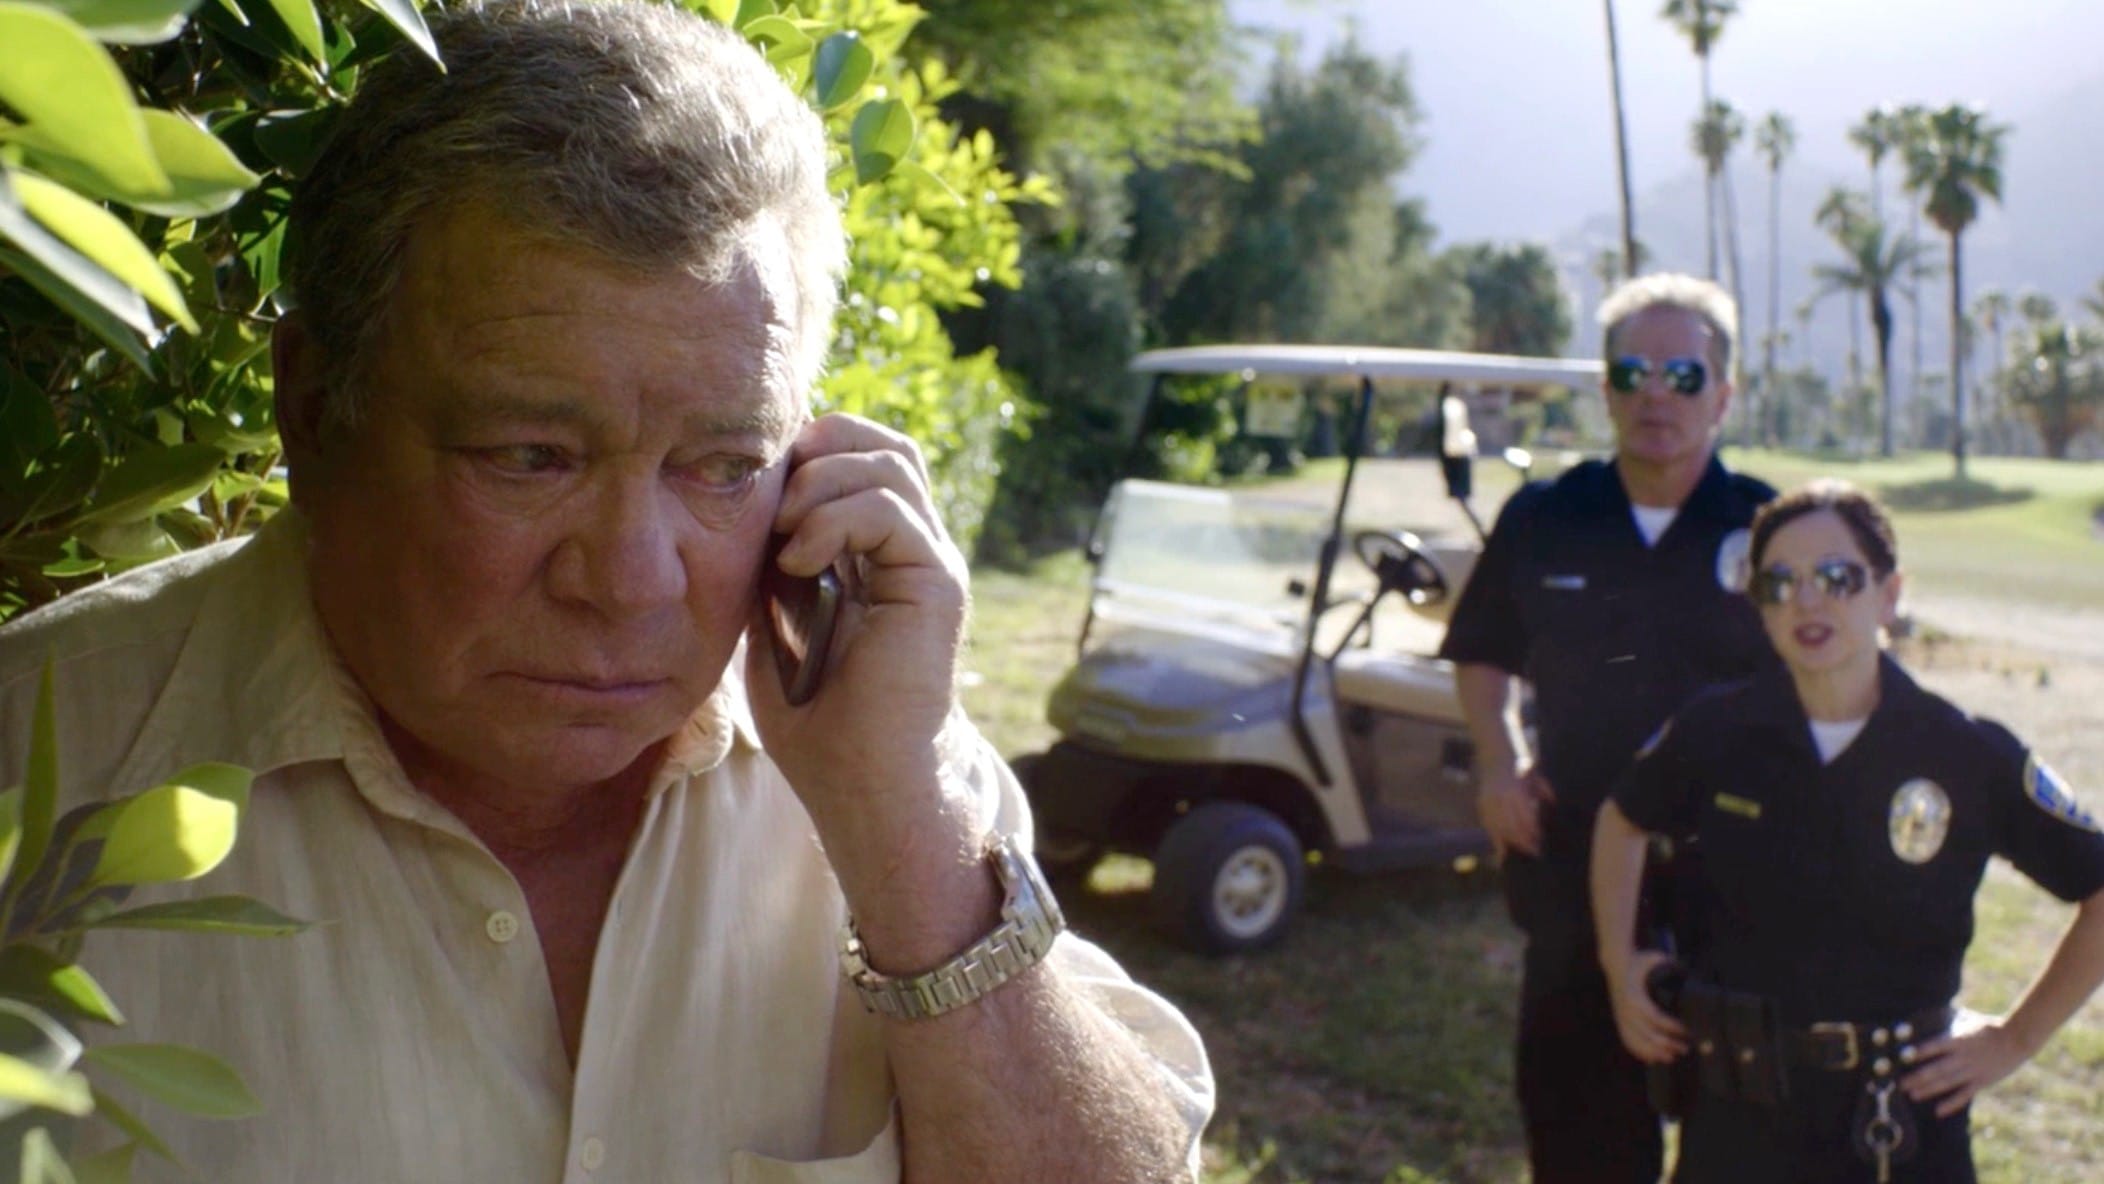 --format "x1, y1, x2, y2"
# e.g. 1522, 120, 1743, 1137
1614, 657, 2104, 1023
1438, 456, 1778, 852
